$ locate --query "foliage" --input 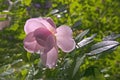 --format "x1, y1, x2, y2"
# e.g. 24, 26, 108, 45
0, 0, 120, 80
